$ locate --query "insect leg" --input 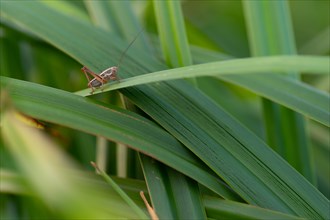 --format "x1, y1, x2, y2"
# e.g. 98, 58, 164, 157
81, 66, 99, 94
81, 66, 93, 82
81, 66, 106, 83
